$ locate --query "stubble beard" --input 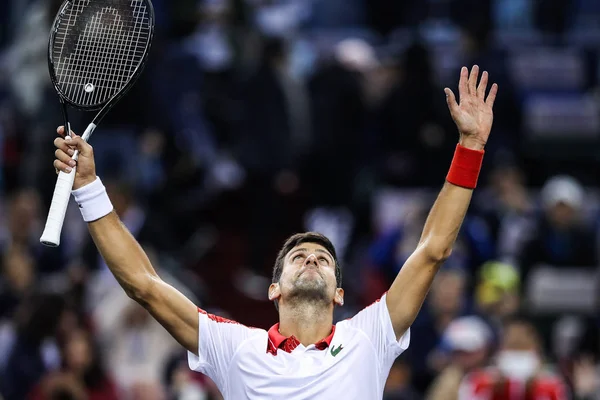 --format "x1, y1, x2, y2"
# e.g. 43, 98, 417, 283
287, 275, 330, 307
